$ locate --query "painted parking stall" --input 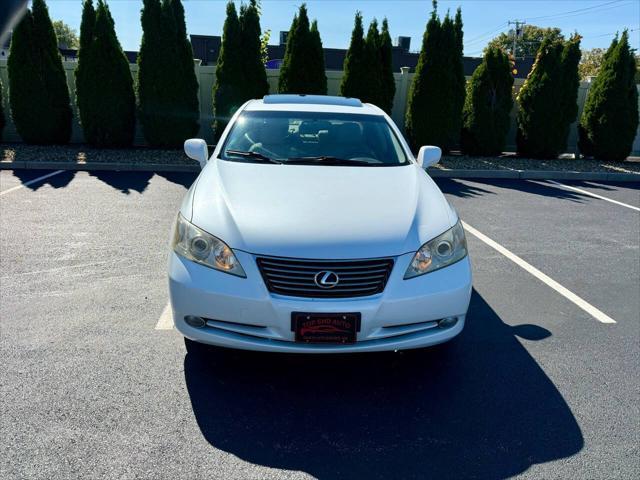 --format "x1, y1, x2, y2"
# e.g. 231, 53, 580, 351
1, 169, 638, 479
